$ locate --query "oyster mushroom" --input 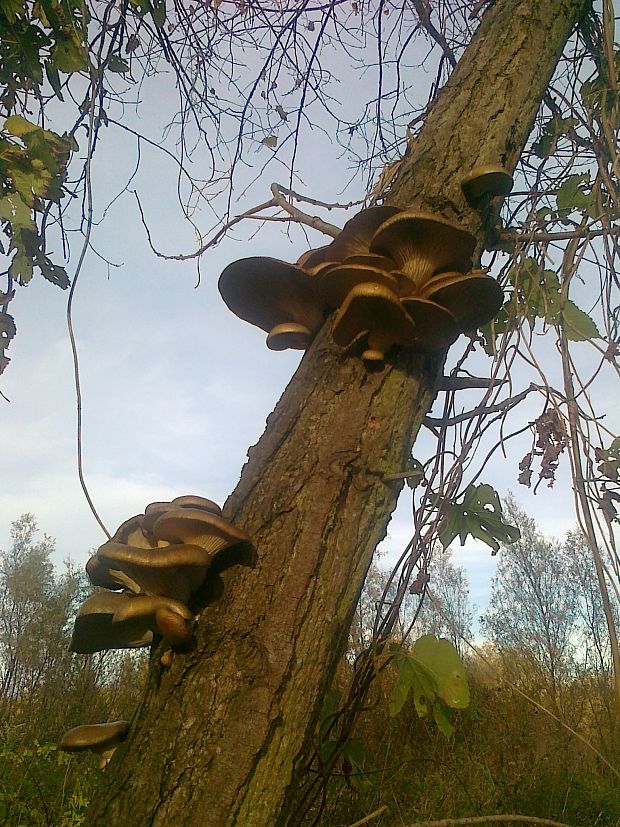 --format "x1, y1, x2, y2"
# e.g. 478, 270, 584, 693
94, 541, 216, 602
332, 282, 418, 362
60, 721, 129, 768
70, 592, 154, 653
370, 211, 476, 293
318, 261, 399, 309
111, 594, 195, 648
327, 206, 402, 260
218, 256, 325, 350
423, 270, 504, 330
461, 165, 513, 203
